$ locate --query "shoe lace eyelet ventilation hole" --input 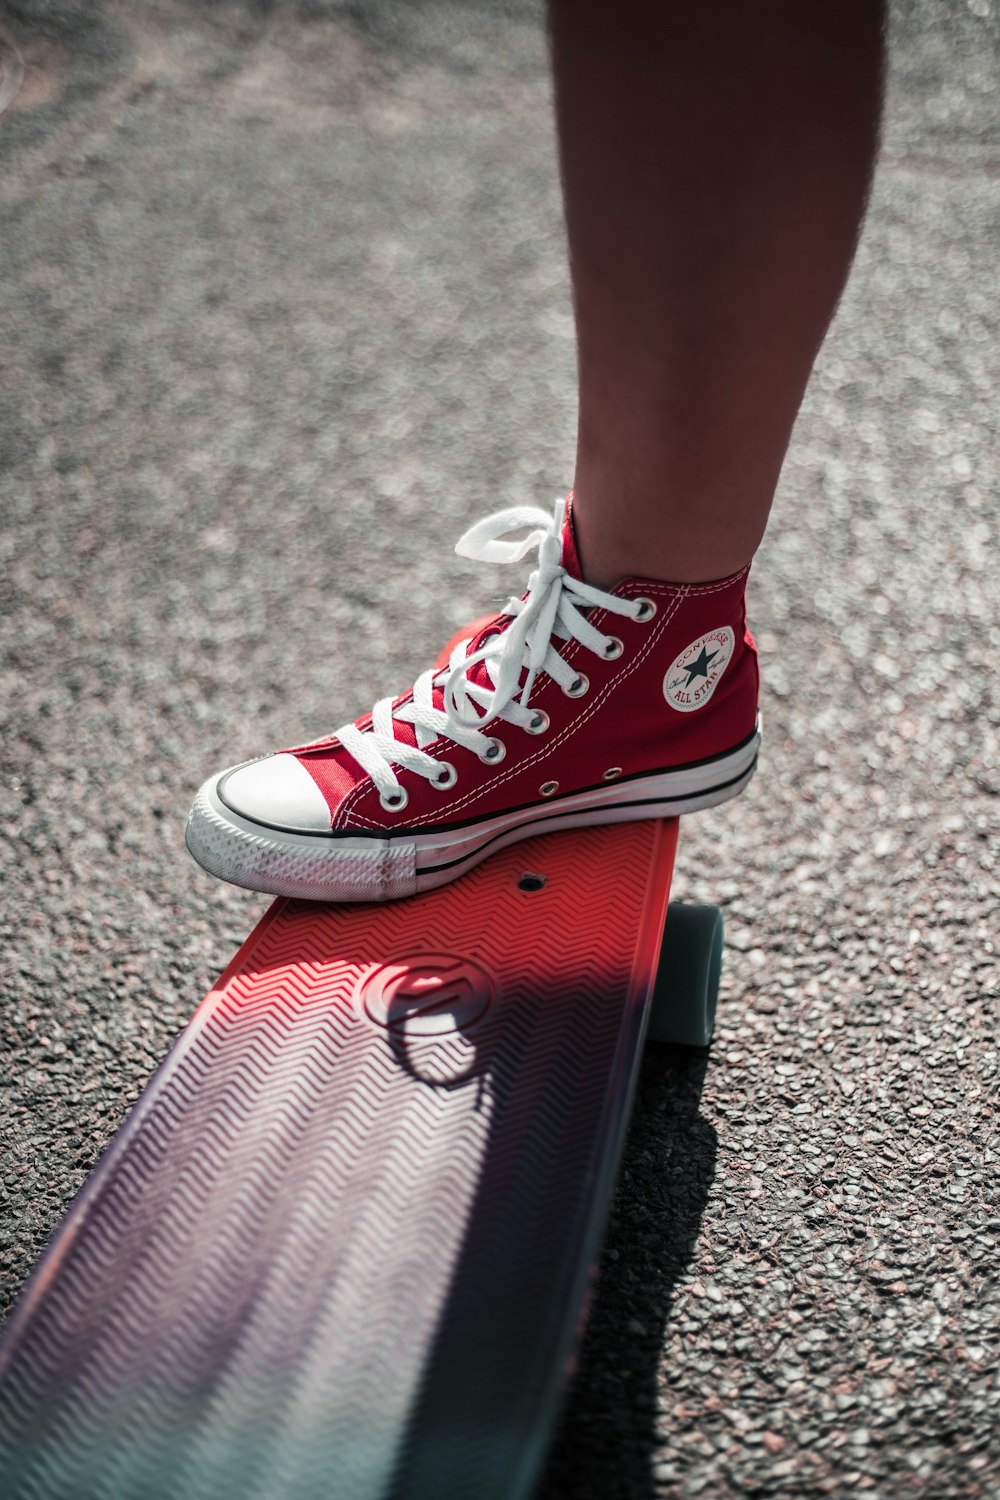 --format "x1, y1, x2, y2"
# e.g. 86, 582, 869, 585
603, 636, 624, 661
603, 767, 623, 781
431, 761, 458, 791
526, 710, 550, 735
380, 786, 409, 812
563, 673, 589, 699
480, 737, 506, 765
540, 780, 559, 797
634, 597, 656, 622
